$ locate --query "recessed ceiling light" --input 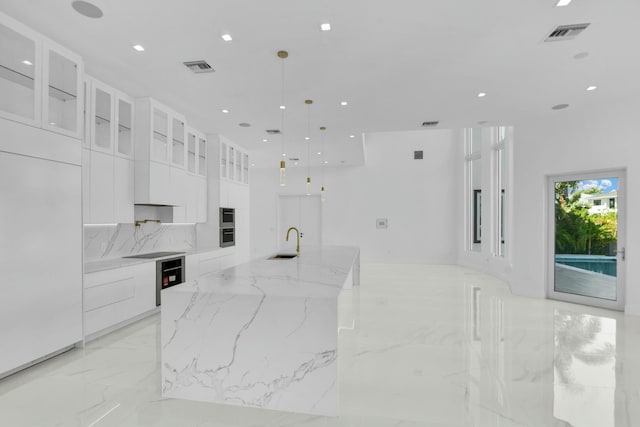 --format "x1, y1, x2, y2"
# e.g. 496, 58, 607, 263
282, 153, 286, 157
221, 109, 229, 113
294, 162, 299, 166
21, 60, 33, 66
251, 163, 255, 167
71, 1, 103, 18
478, 92, 487, 98
556, 0, 572, 6
221, 34, 232, 42
349, 135, 355, 139
552, 103, 570, 110
262, 139, 268, 142
132, 44, 145, 52
279, 105, 286, 110
586, 86, 598, 91
317, 151, 322, 155
340, 101, 348, 106
320, 23, 331, 31
305, 137, 310, 141
49, 122, 56, 126
324, 161, 329, 164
